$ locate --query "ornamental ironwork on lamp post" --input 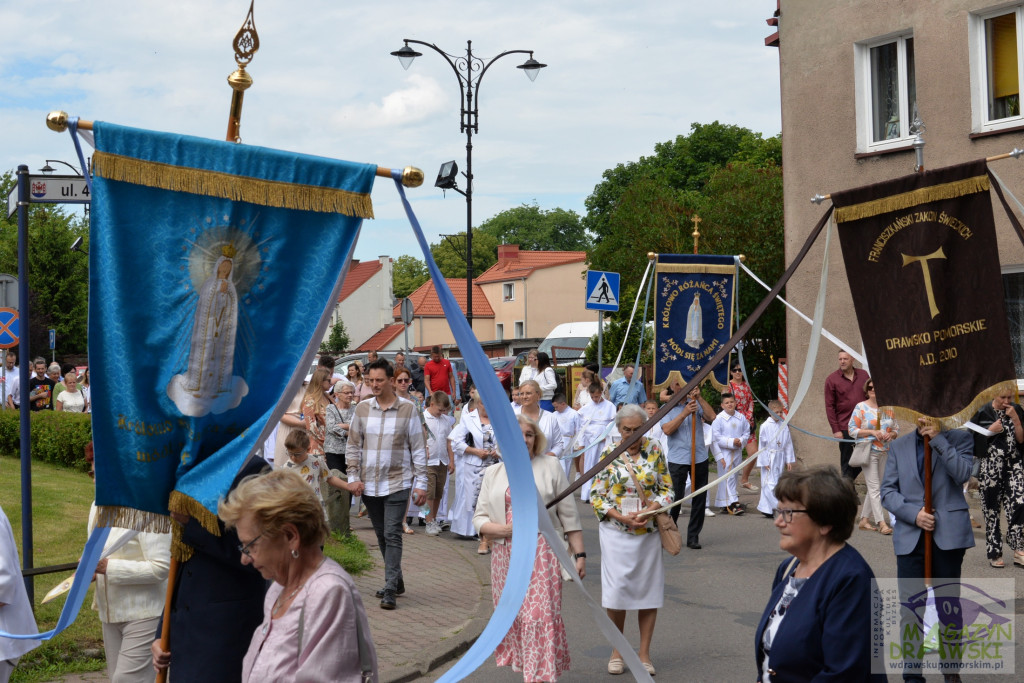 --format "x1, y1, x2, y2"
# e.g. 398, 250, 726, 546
390, 39, 546, 327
